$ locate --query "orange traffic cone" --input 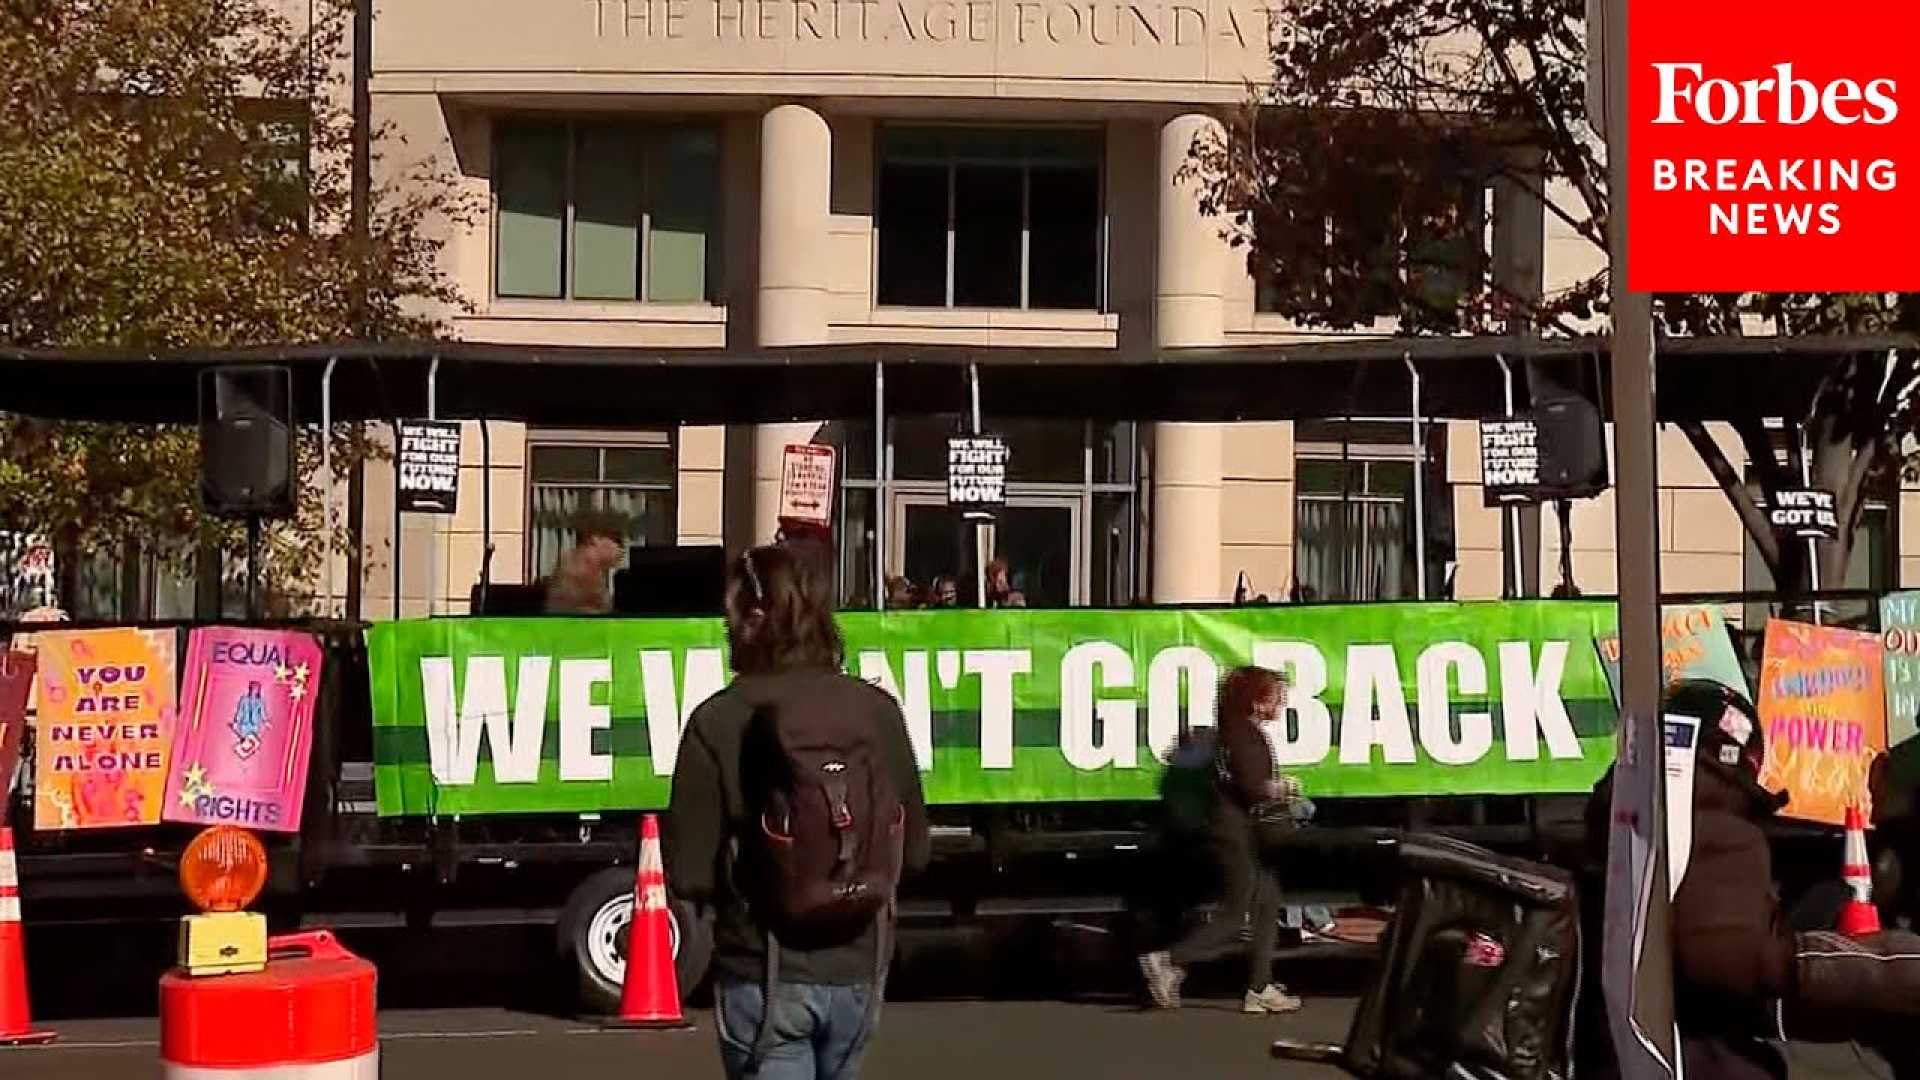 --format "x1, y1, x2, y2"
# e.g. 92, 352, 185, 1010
603, 815, 690, 1029
1838, 805, 1883, 937
0, 825, 53, 1046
